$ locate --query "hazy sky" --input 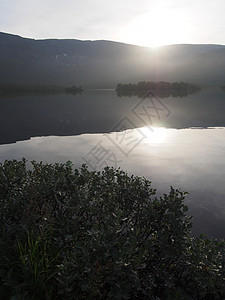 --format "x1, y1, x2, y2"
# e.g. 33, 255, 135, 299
1, 0, 225, 47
